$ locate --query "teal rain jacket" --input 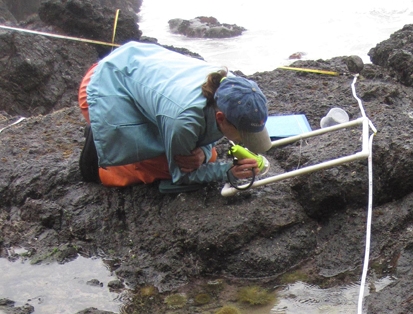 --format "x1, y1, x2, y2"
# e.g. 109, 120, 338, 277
86, 41, 234, 184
